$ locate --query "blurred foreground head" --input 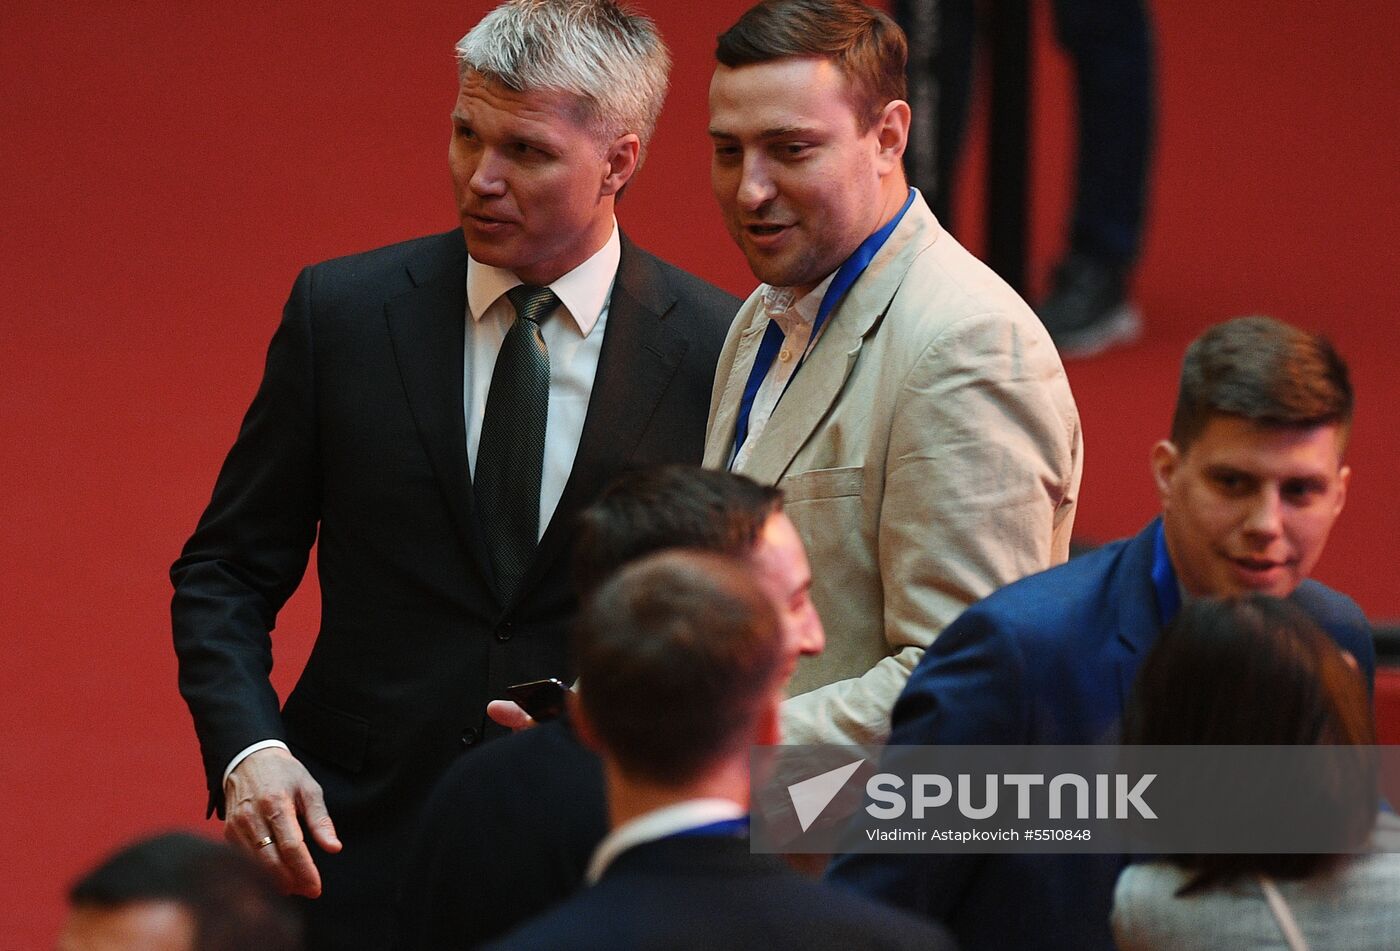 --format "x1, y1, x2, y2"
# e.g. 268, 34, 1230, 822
58, 832, 300, 951
573, 550, 785, 787
576, 466, 824, 668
